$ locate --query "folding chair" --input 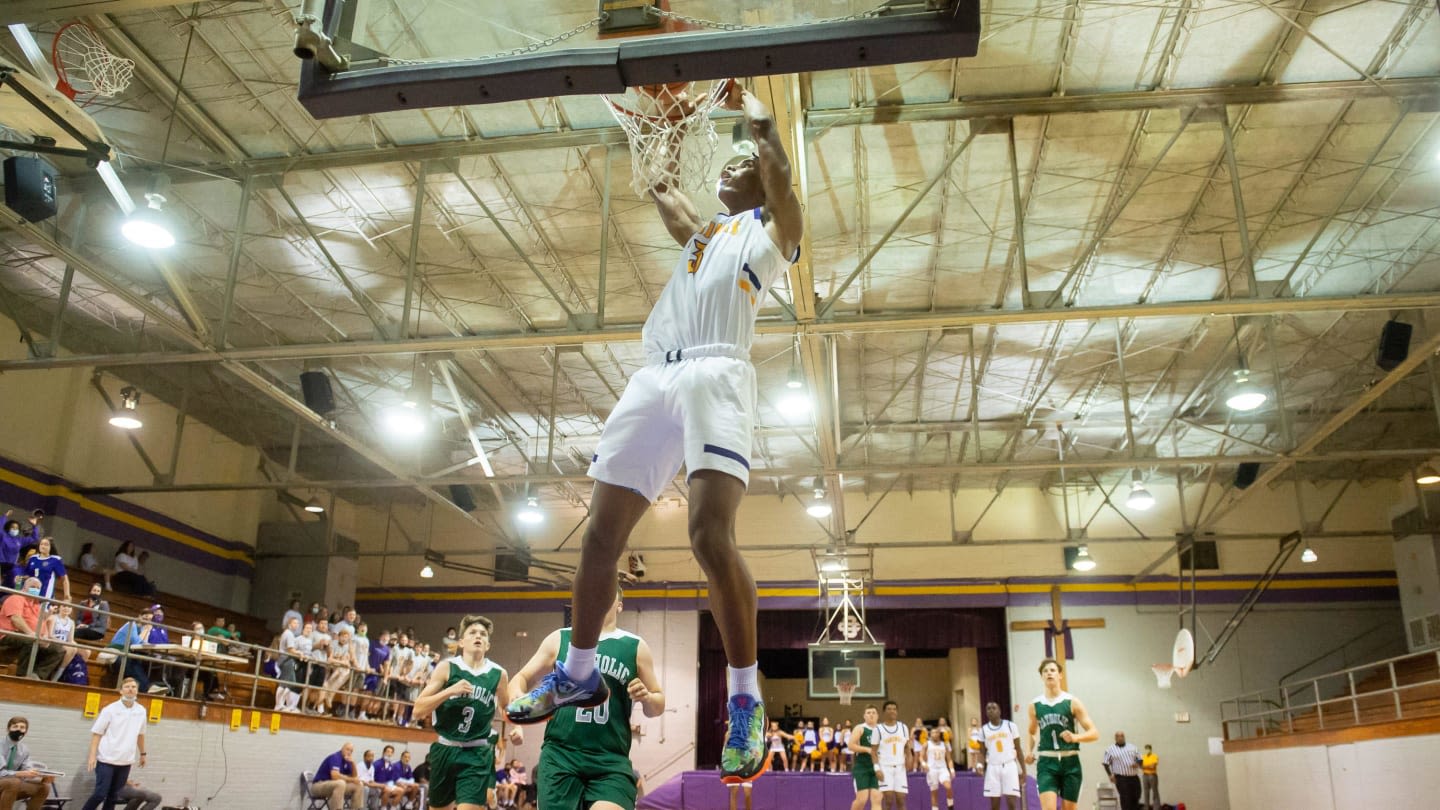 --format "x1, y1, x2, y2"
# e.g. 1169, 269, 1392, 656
300, 771, 329, 810
1095, 781, 1120, 810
